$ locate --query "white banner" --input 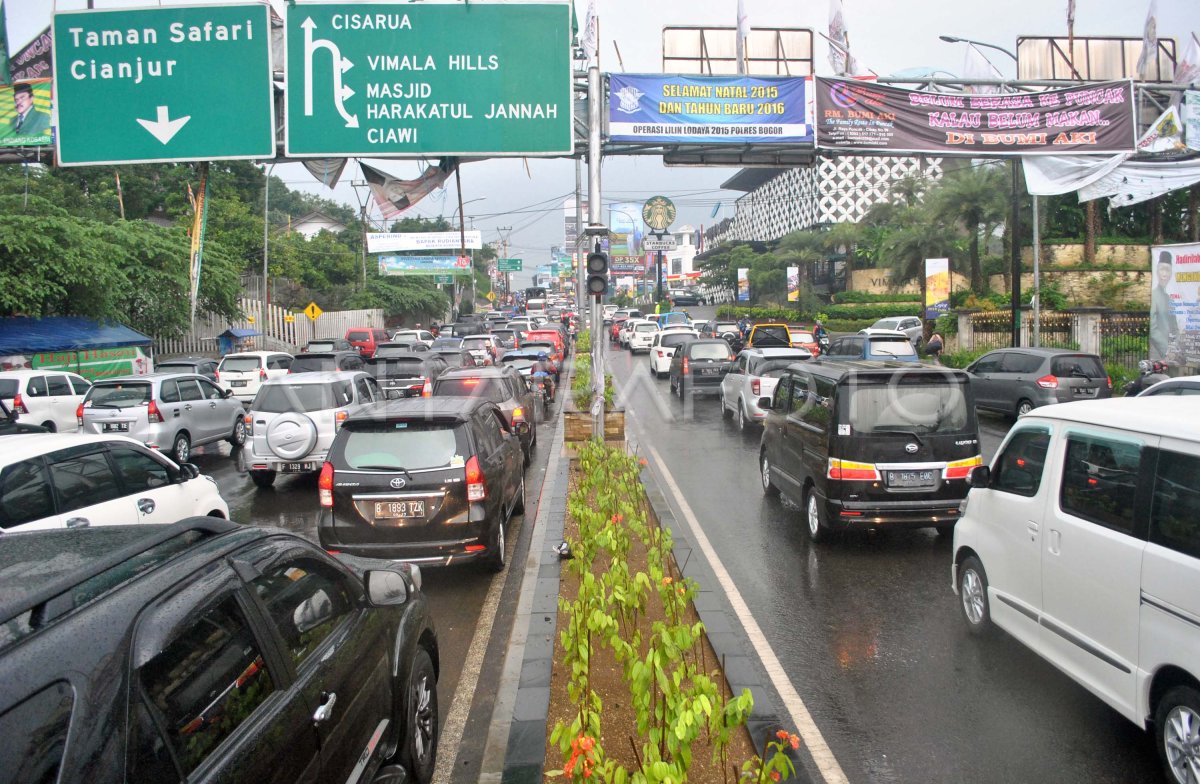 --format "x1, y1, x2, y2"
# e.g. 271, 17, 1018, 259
366, 230, 483, 253
1186, 90, 1200, 152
